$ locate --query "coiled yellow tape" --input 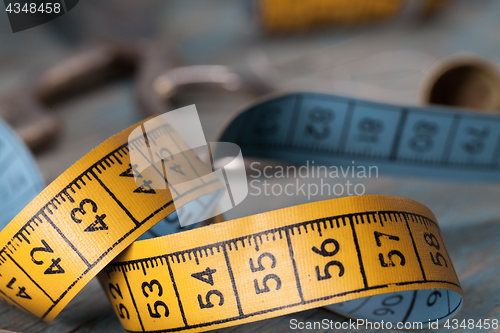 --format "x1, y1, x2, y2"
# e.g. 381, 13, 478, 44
0, 92, 467, 332
0, 119, 221, 322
